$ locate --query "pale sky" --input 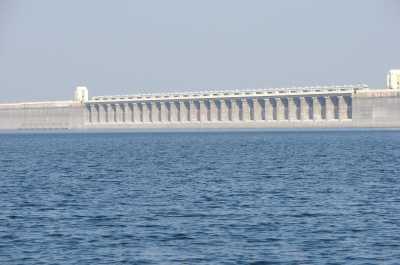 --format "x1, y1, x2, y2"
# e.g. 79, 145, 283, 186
1, 0, 399, 102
